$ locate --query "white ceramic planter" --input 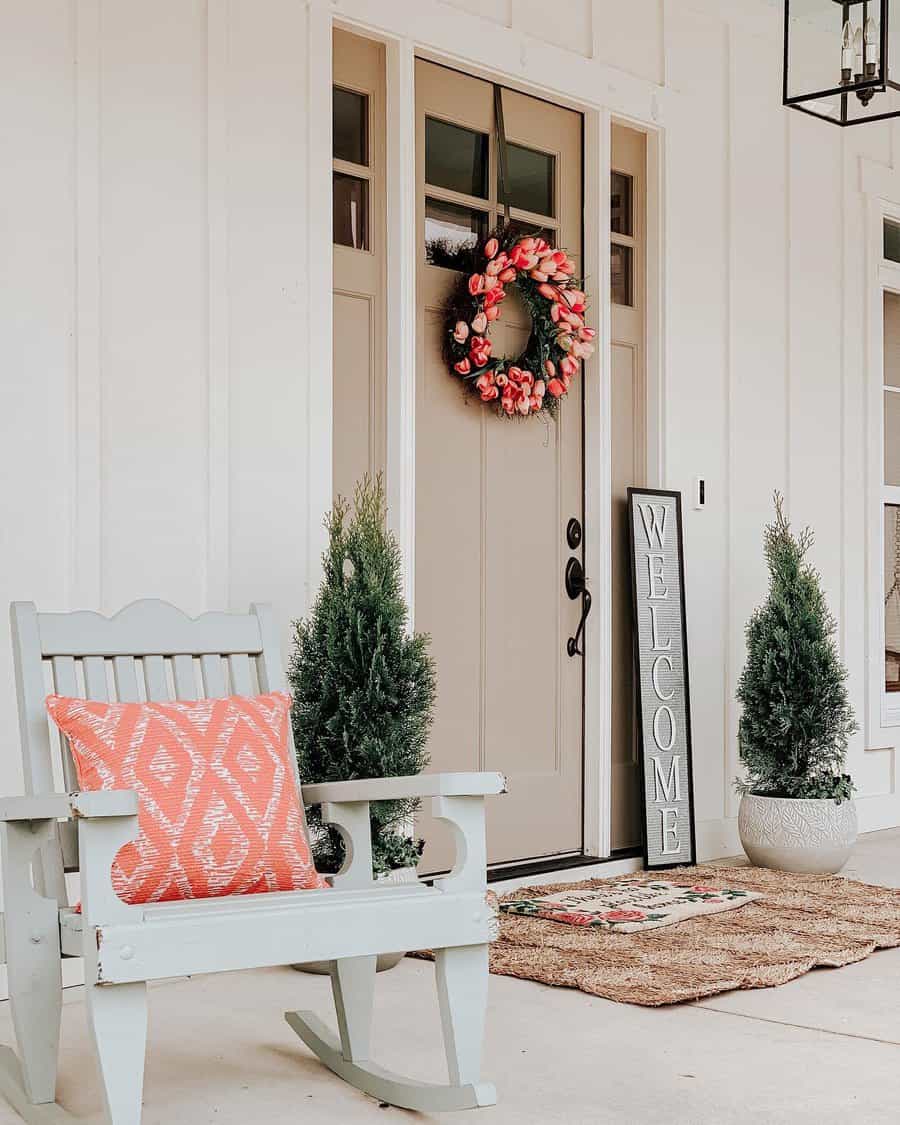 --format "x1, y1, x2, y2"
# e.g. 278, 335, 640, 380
293, 865, 419, 975
738, 793, 857, 874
